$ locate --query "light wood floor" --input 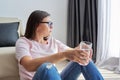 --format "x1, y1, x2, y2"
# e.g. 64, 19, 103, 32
56, 60, 120, 80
